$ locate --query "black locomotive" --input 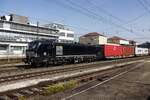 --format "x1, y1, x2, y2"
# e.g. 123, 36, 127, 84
25, 39, 103, 66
